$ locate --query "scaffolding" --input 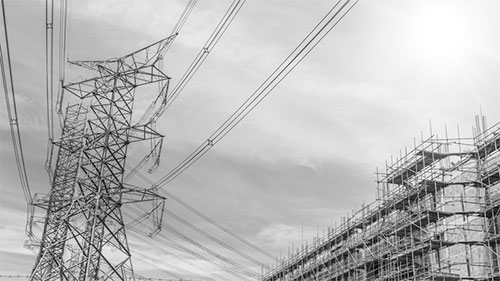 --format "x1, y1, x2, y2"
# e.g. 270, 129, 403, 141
262, 120, 500, 281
